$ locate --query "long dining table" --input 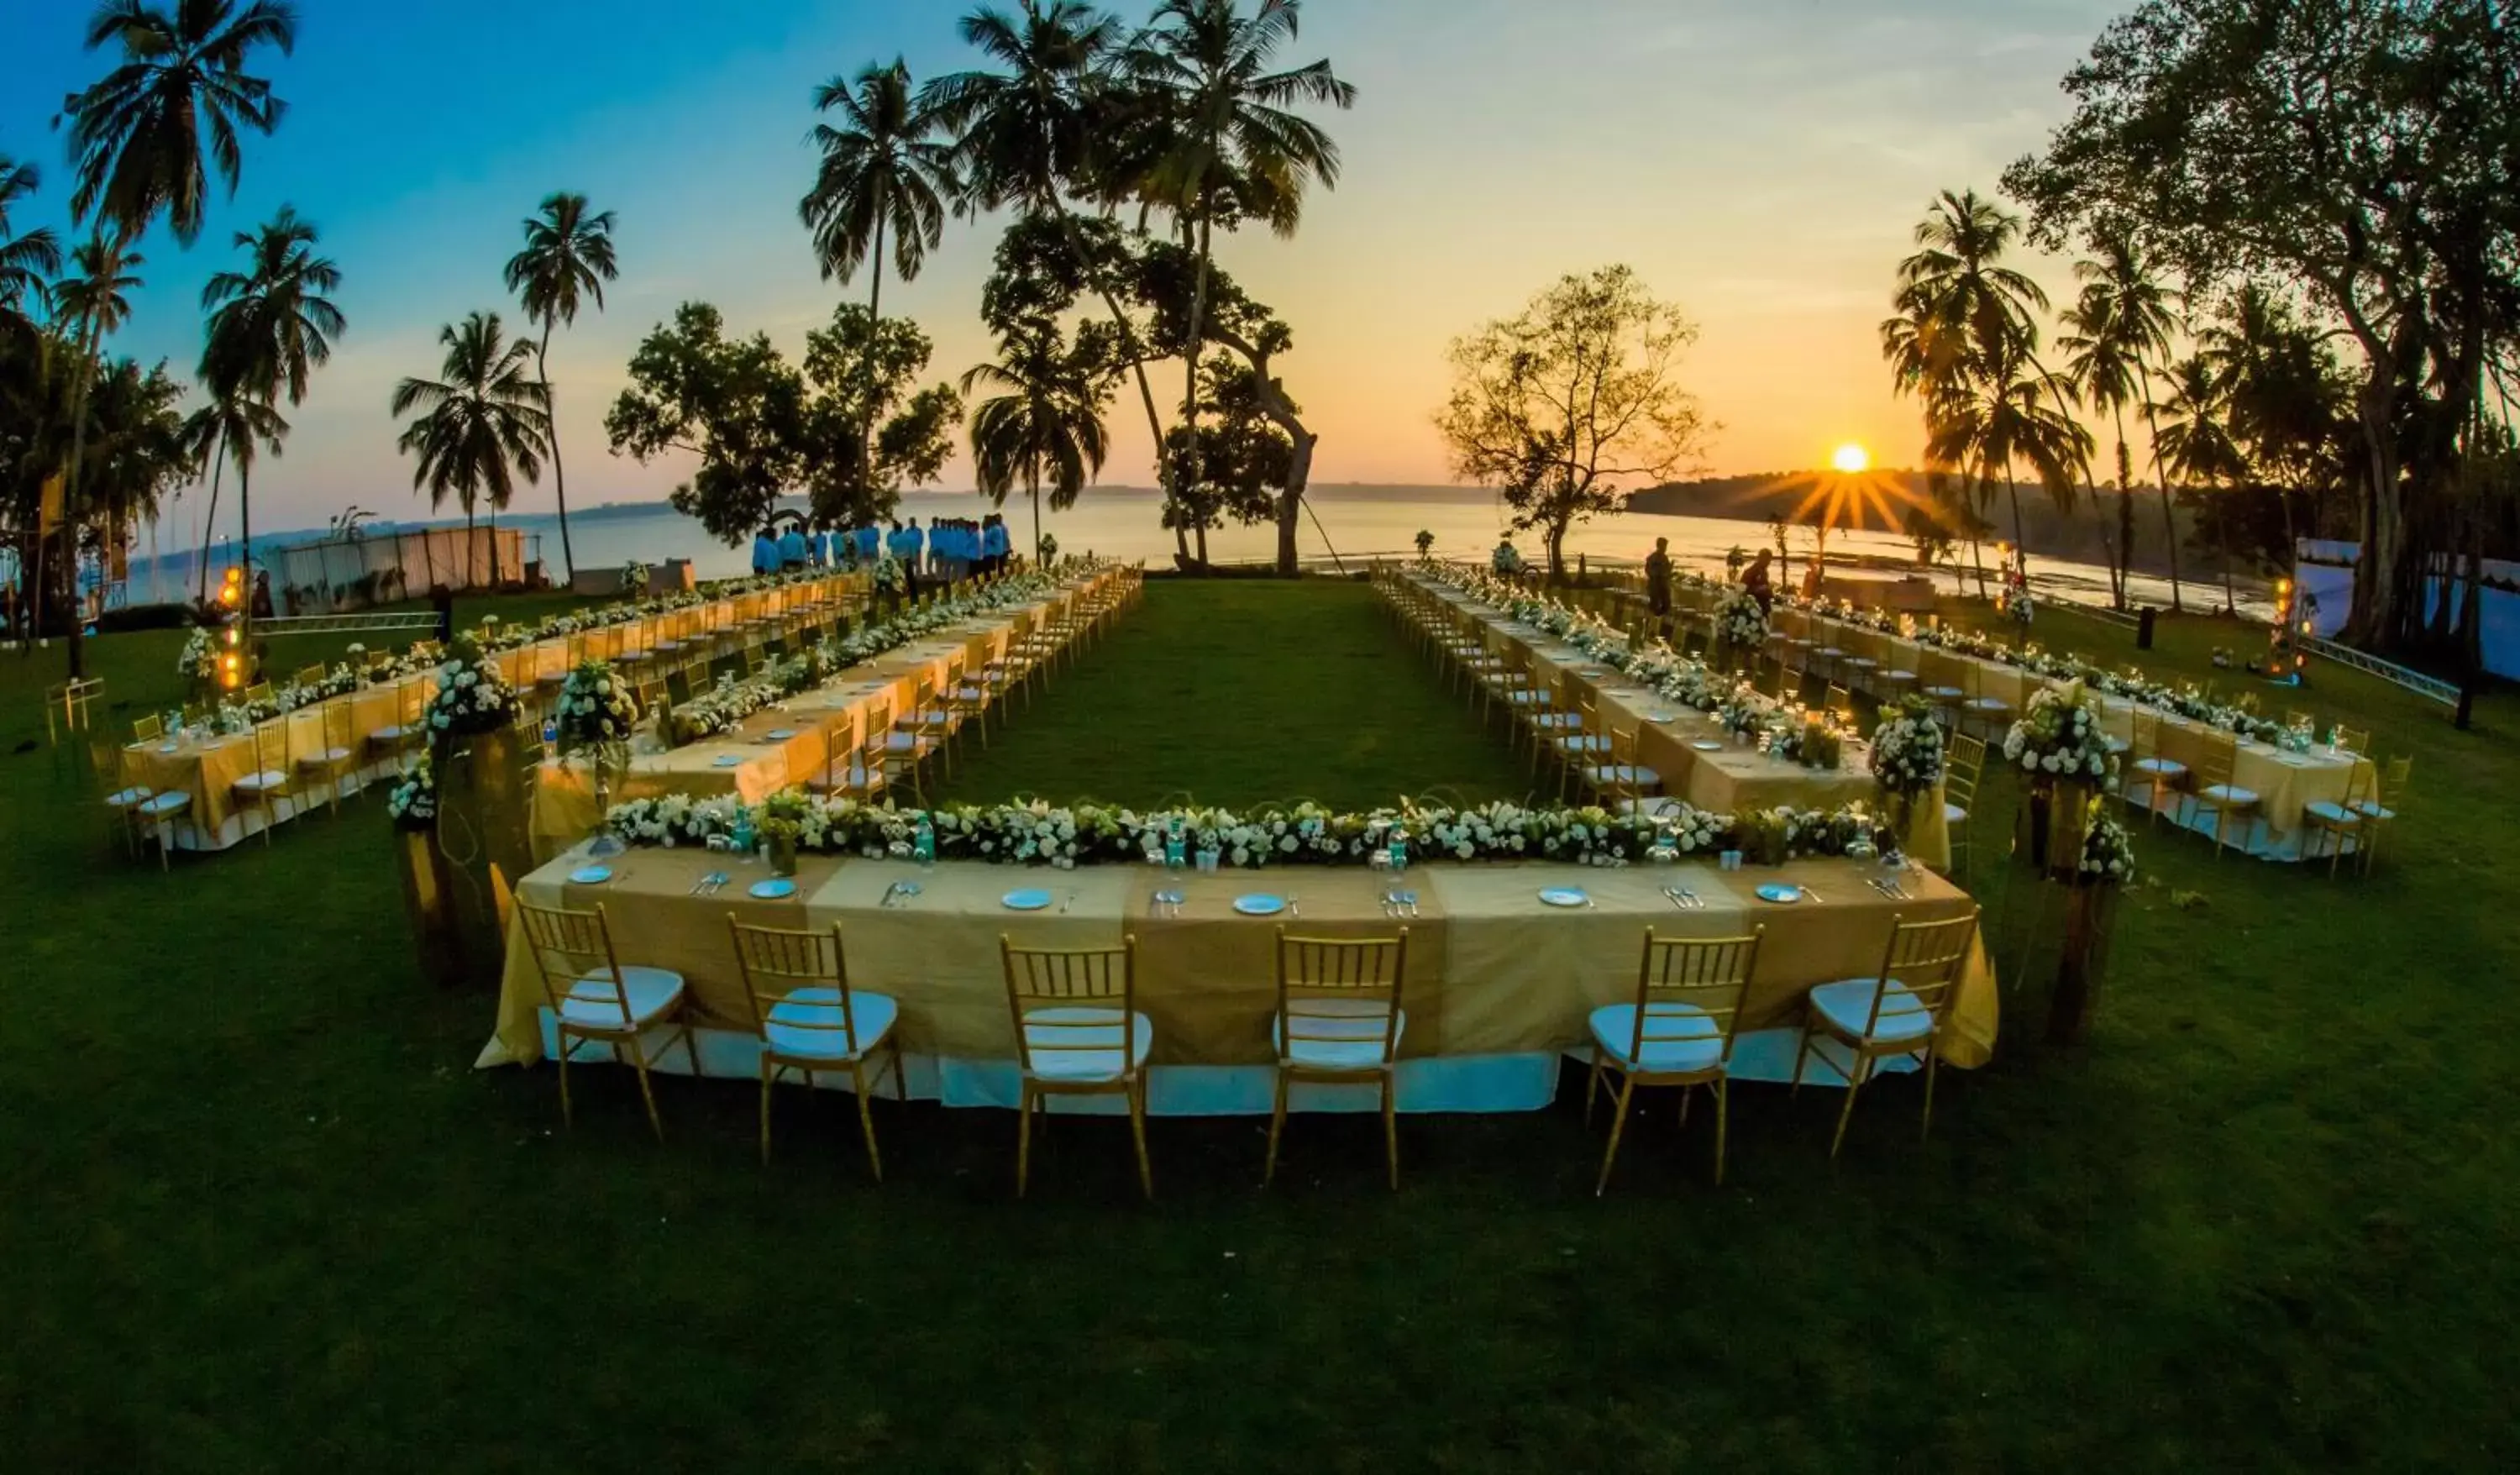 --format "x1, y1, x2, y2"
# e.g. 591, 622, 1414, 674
118, 570, 867, 851
526, 568, 1125, 859
481, 842, 2000, 1111
1406, 574, 1955, 869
